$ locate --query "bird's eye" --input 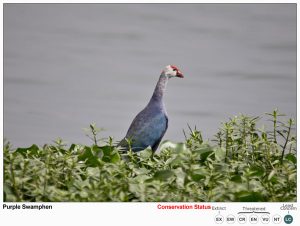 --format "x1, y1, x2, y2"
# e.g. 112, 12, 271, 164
173, 69, 177, 71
